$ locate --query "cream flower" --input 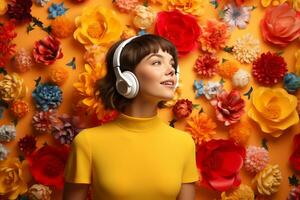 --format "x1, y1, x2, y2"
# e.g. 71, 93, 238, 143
27, 184, 52, 200
232, 34, 260, 64
232, 68, 250, 88
0, 73, 27, 102
252, 165, 282, 195
133, 5, 156, 29
73, 6, 123, 47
